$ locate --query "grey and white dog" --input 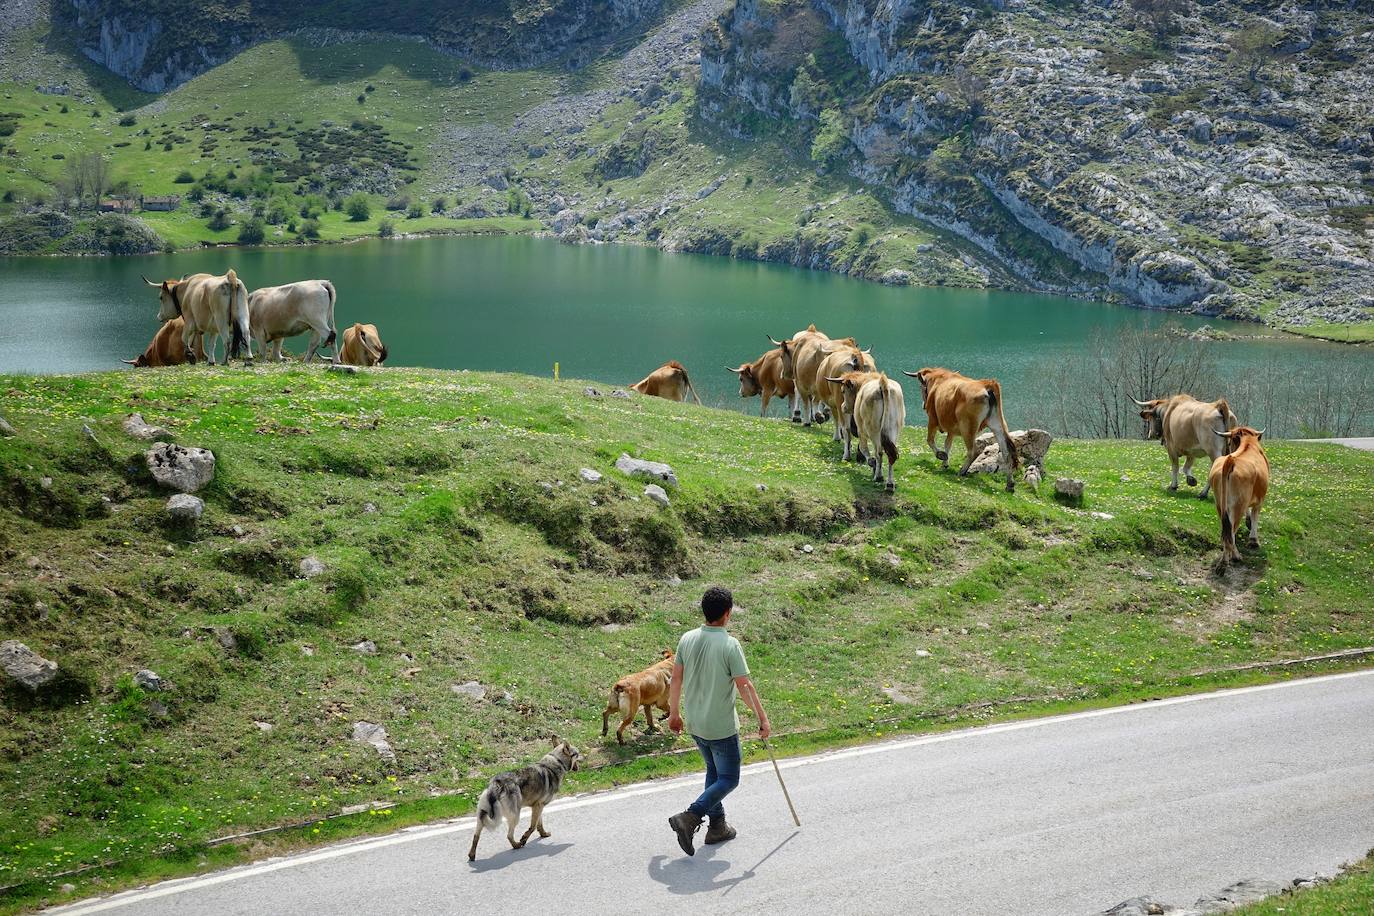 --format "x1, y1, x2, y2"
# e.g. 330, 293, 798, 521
467, 738, 582, 861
